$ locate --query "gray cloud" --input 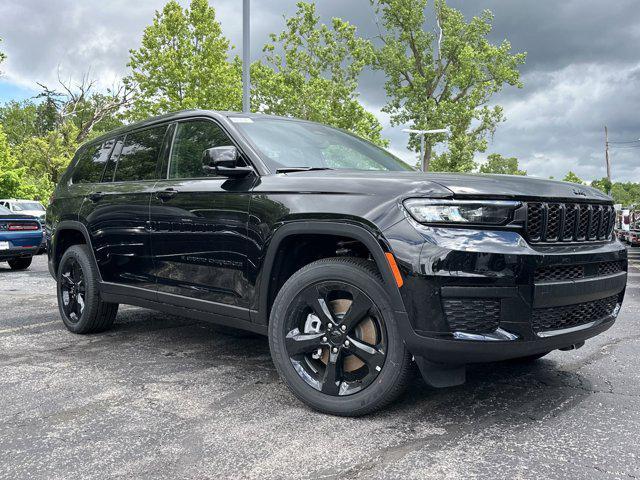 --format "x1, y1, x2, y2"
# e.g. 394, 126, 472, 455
0, 0, 639, 181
